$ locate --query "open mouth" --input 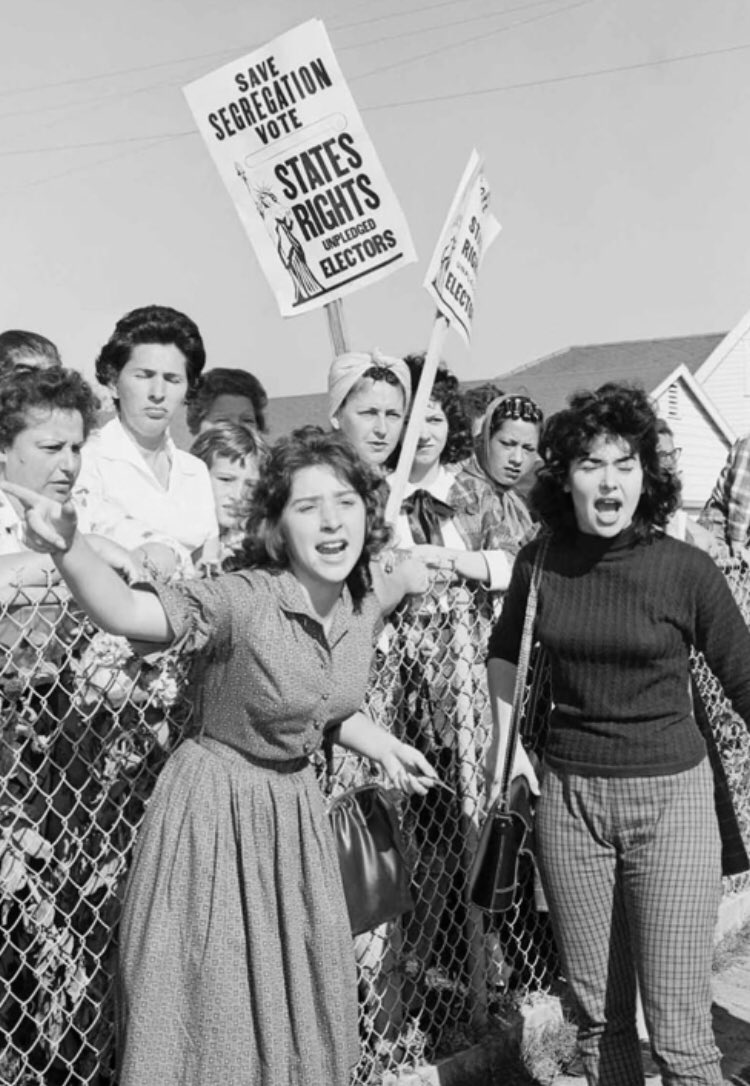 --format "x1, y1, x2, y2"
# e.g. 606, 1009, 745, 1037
316, 540, 348, 555
594, 498, 622, 515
